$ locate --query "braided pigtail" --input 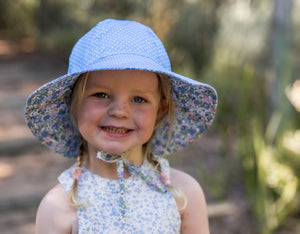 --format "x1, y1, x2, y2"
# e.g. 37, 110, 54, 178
68, 139, 86, 207
143, 73, 187, 210
147, 153, 187, 211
